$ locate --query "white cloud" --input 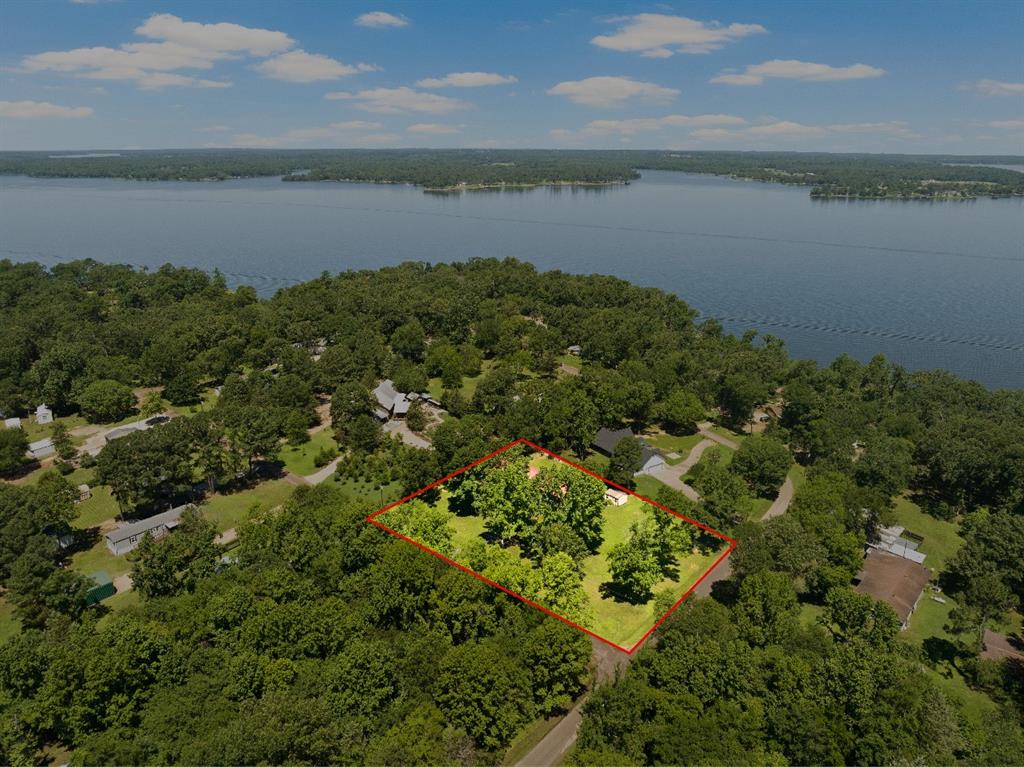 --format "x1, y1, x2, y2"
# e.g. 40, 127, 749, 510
135, 13, 293, 56
255, 50, 373, 82
963, 79, 1024, 96
546, 76, 679, 107
747, 121, 827, 137
231, 120, 386, 147
407, 122, 462, 134
712, 59, 885, 86
0, 100, 94, 118
21, 13, 295, 89
560, 113, 746, 137
827, 121, 920, 138
355, 12, 409, 28
328, 86, 470, 113
417, 72, 517, 88
988, 119, 1024, 129
592, 14, 766, 57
